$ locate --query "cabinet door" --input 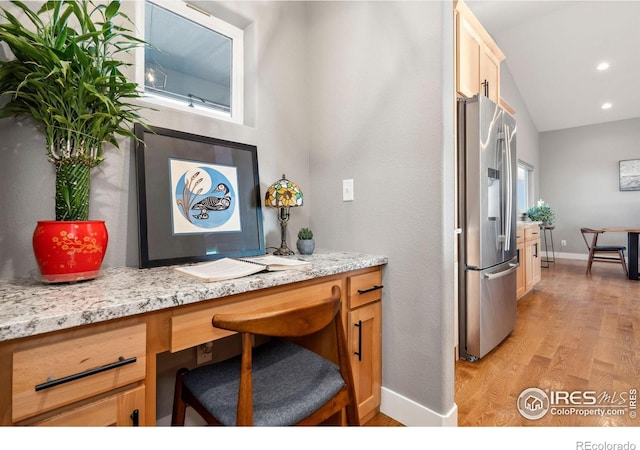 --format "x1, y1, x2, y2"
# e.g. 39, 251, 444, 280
479, 47, 500, 103
525, 238, 542, 292
516, 242, 526, 299
34, 385, 145, 426
456, 12, 480, 98
531, 238, 542, 285
348, 301, 381, 423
